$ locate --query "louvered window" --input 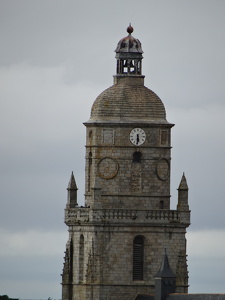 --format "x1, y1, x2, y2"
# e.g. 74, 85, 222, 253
133, 236, 144, 280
